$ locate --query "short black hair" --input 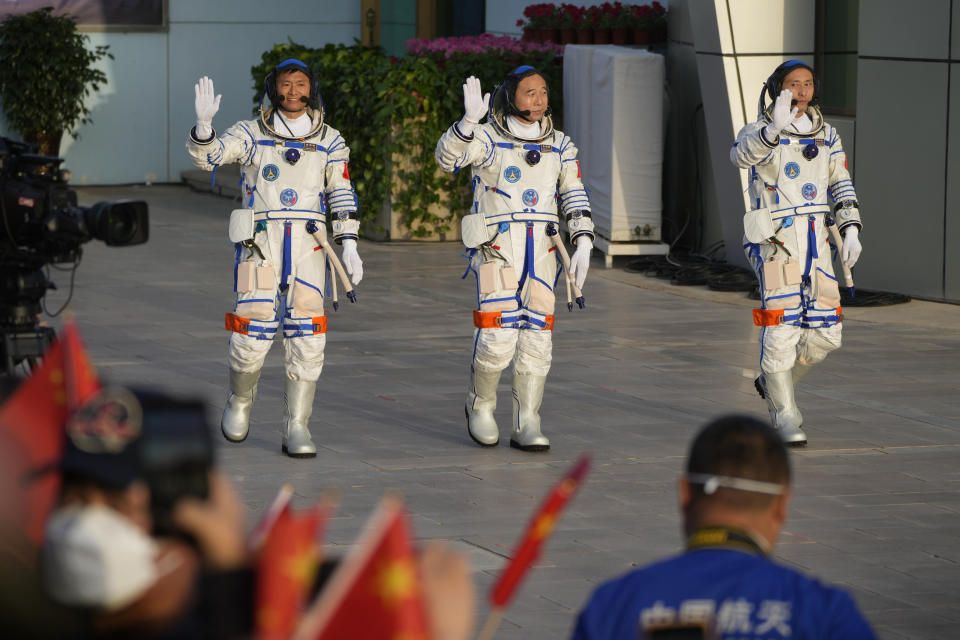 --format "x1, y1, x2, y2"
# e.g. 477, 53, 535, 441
686, 415, 790, 509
